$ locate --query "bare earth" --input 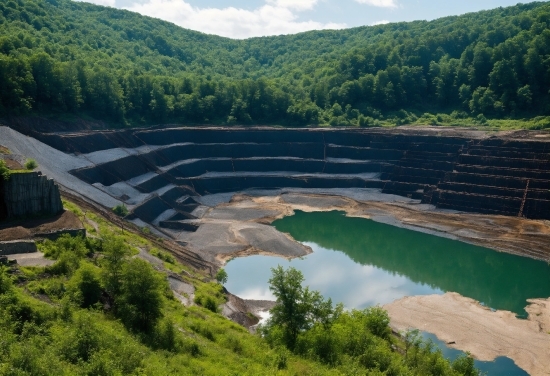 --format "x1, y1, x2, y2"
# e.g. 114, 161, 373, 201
0, 211, 83, 241
184, 192, 550, 264
384, 293, 550, 376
